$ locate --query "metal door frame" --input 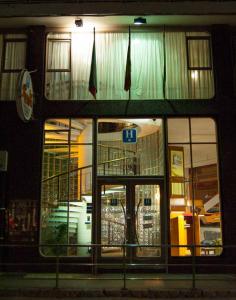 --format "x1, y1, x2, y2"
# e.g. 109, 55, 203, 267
96, 176, 165, 264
